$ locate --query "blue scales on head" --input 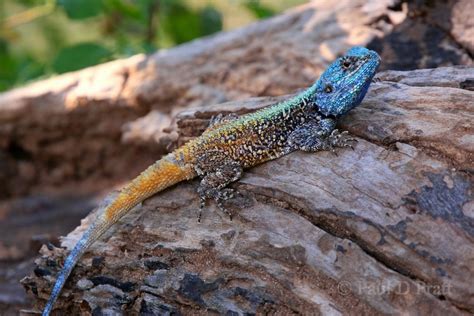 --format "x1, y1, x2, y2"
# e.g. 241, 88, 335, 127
311, 46, 380, 118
